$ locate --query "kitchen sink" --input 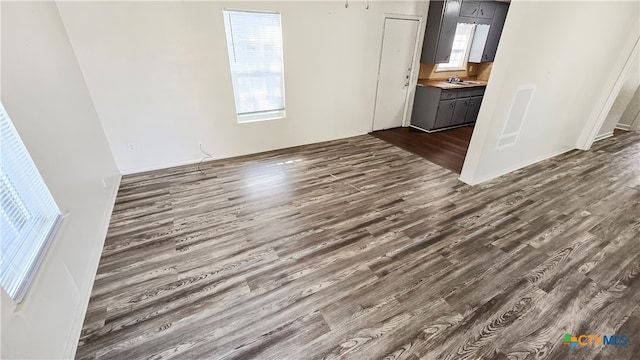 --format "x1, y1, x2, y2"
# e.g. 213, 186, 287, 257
442, 80, 483, 85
